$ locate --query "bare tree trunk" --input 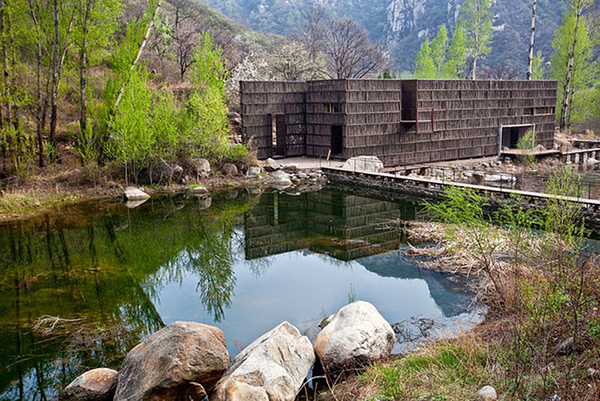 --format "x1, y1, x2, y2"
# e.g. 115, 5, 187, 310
559, 10, 581, 131
49, 1, 75, 155
114, 0, 162, 111
49, 0, 60, 148
0, 0, 7, 130
526, 0, 537, 80
26, 0, 44, 167
472, 57, 478, 80
79, 0, 95, 135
